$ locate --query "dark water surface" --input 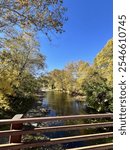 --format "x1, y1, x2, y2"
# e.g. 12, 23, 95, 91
39, 91, 88, 148
26, 91, 91, 149
26, 91, 112, 149
43, 91, 87, 116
